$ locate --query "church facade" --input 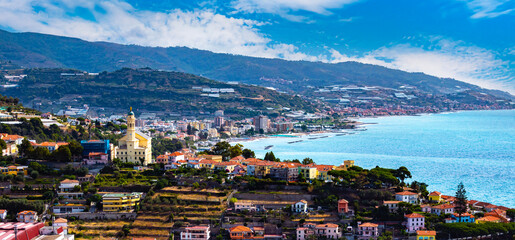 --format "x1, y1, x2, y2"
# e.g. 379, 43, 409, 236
115, 108, 152, 165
